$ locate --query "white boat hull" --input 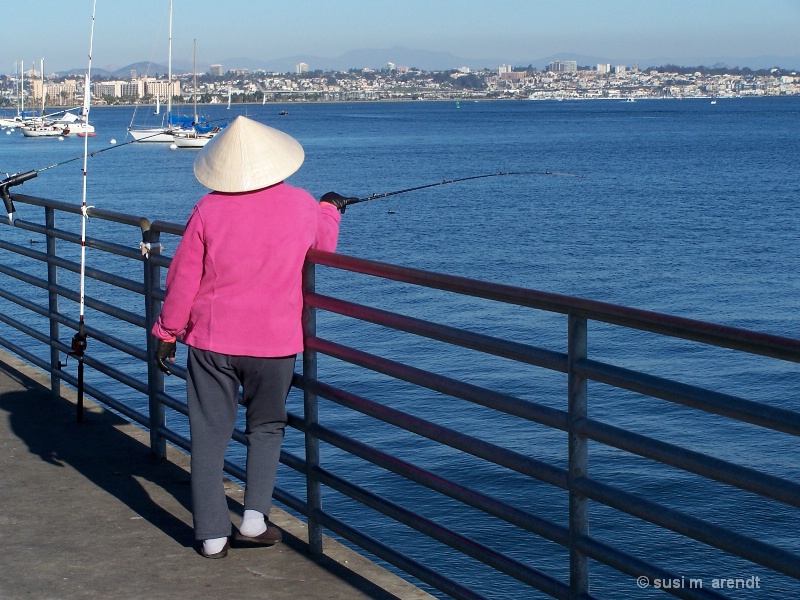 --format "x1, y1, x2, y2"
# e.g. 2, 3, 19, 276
172, 132, 214, 148
63, 123, 96, 136
21, 125, 65, 137
129, 128, 175, 143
